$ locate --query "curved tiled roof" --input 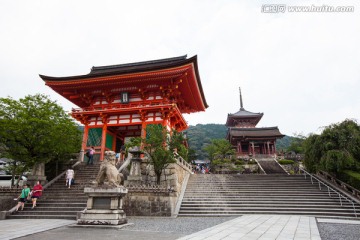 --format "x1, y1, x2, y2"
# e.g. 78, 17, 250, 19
228, 127, 284, 138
